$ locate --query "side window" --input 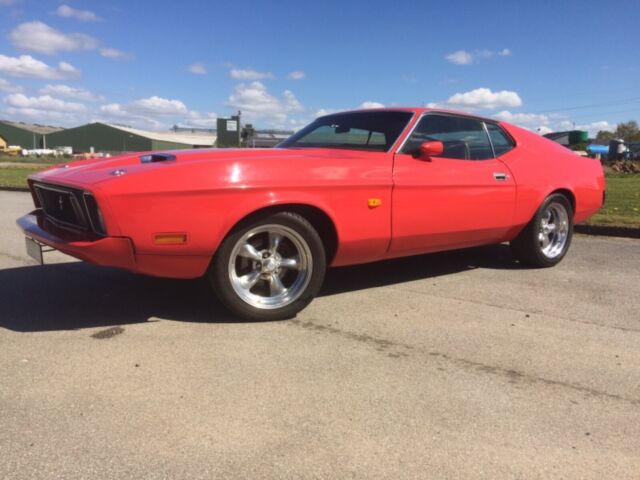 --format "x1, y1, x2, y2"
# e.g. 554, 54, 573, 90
401, 114, 493, 160
485, 123, 515, 156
